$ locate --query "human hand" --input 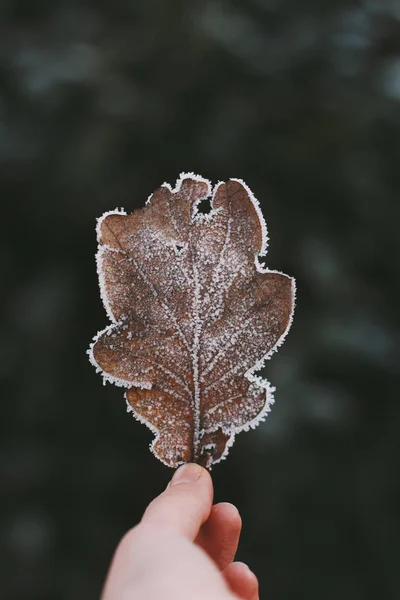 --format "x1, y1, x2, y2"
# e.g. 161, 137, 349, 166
101, 463, 259, 600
